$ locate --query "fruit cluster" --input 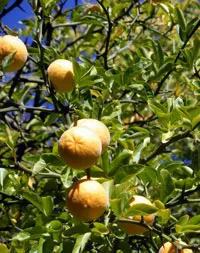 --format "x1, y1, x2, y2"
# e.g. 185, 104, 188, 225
58, 118, 110, 221
1, 35, 194, 252
0, 35, 75, 93
0, 34, 110, 222
0, 34, 155, 229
